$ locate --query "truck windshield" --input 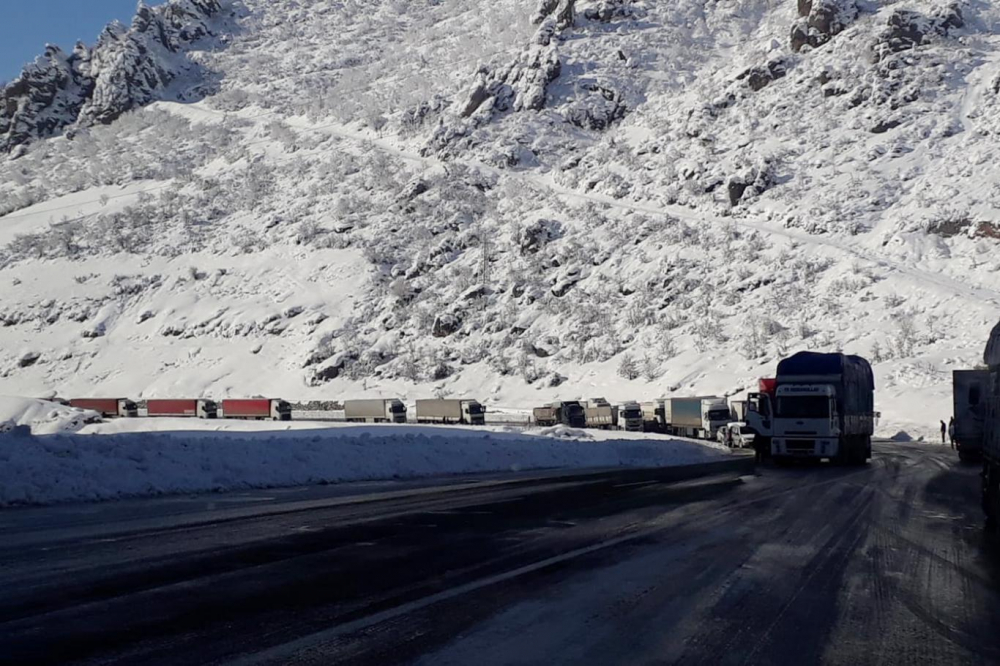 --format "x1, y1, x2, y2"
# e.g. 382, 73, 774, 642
622, 408, 641, 418
777, 396, 829, 418
390, 403, 406, 412
708, 409, 730, 421
467, 404, 483, 414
